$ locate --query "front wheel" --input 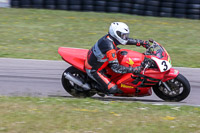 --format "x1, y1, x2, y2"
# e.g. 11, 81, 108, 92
153, 74, 190, 102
